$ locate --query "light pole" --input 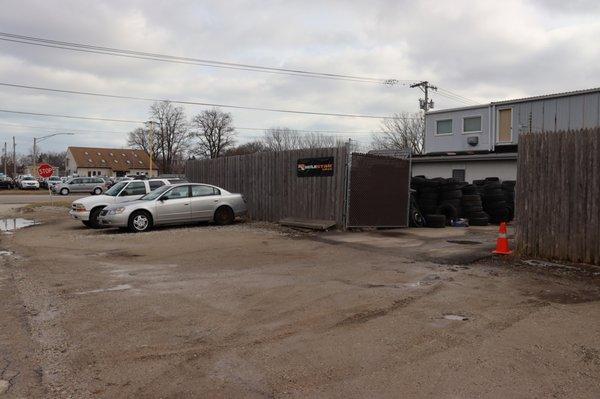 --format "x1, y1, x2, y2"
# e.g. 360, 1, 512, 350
146, 121, 155, 177
33, 133, 74, 176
